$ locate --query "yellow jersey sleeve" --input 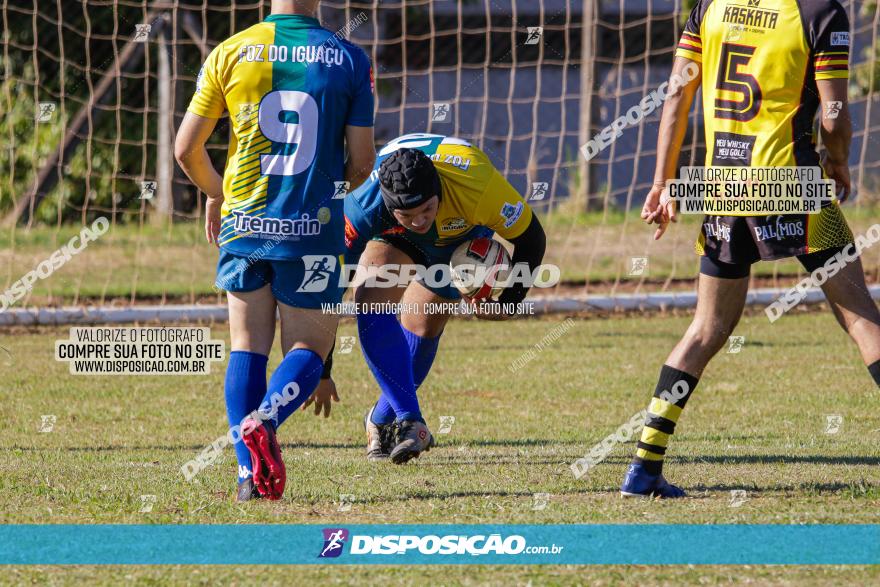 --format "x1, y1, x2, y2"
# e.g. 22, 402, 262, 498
472, 170, 533, 240
188, 43, 227, 119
